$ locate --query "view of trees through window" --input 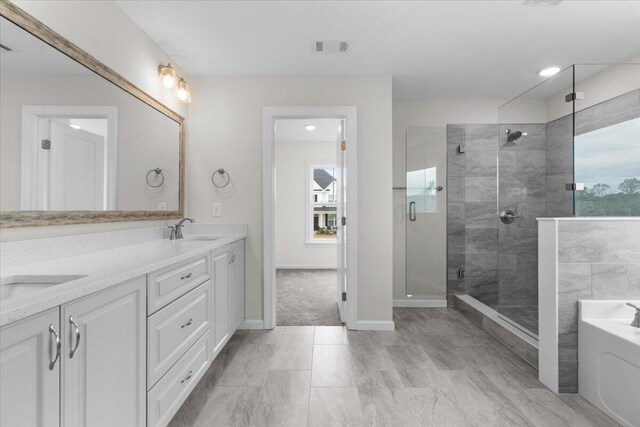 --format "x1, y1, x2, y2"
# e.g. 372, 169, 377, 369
311, 166, 337, 240
575, 117, 640, 216
406, 167, 437, 212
